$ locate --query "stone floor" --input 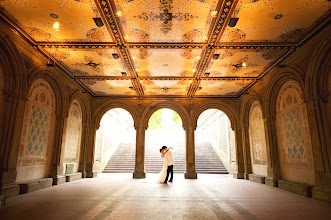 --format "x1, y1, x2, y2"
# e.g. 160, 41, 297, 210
0, 174, 331, 220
